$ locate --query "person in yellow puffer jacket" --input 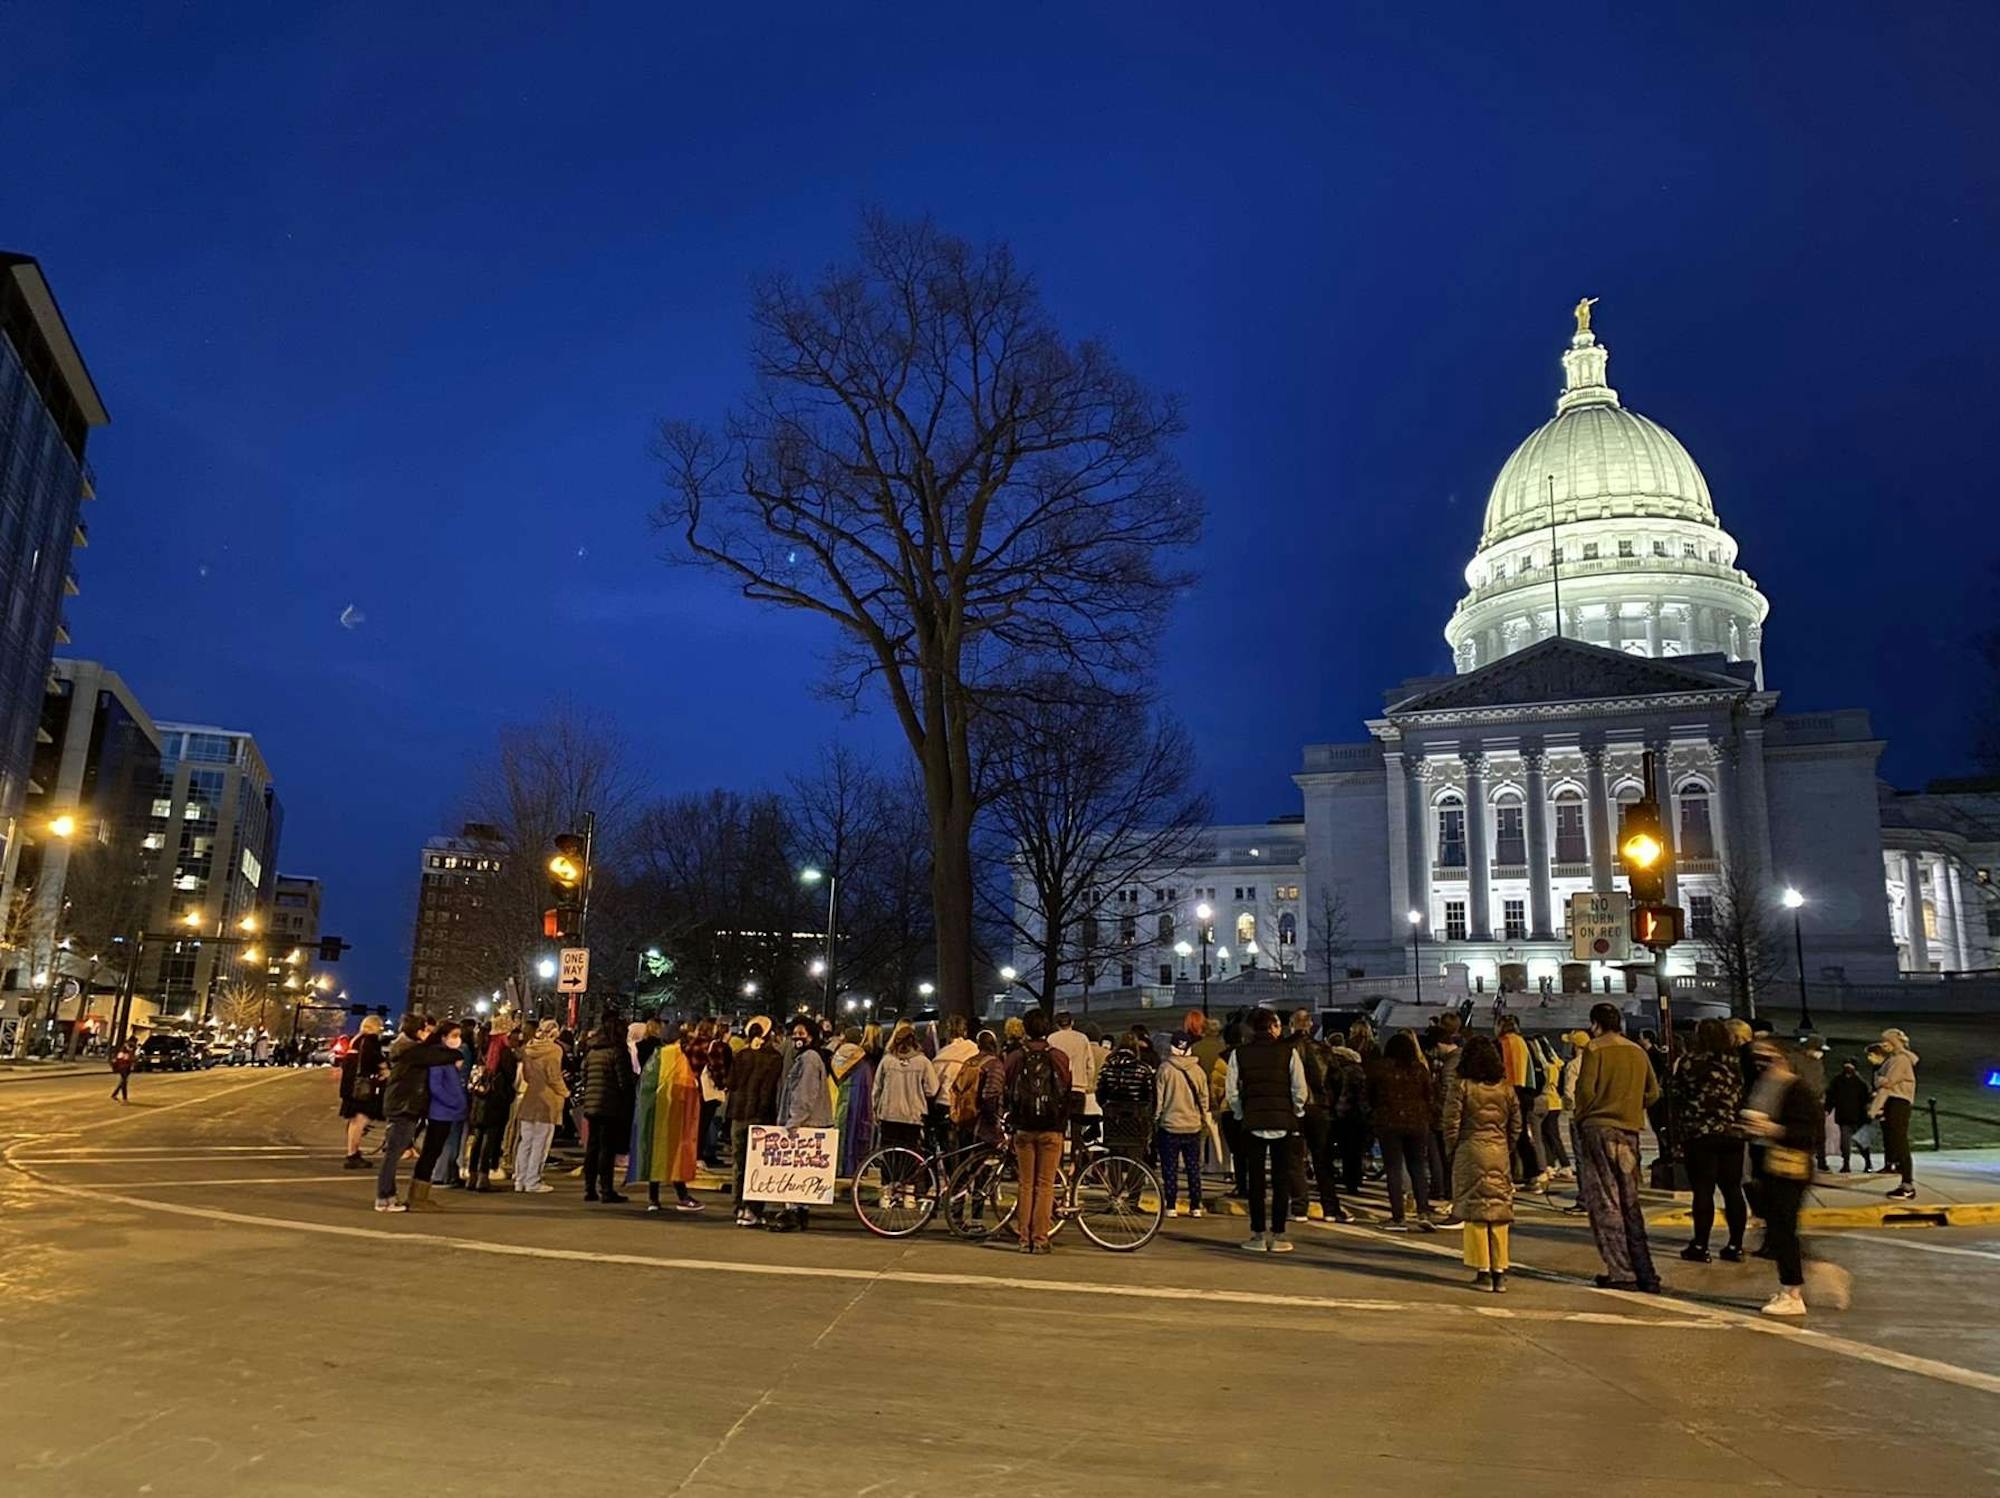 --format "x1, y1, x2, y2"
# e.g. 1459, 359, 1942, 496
1532, 1035, 1573, 1178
